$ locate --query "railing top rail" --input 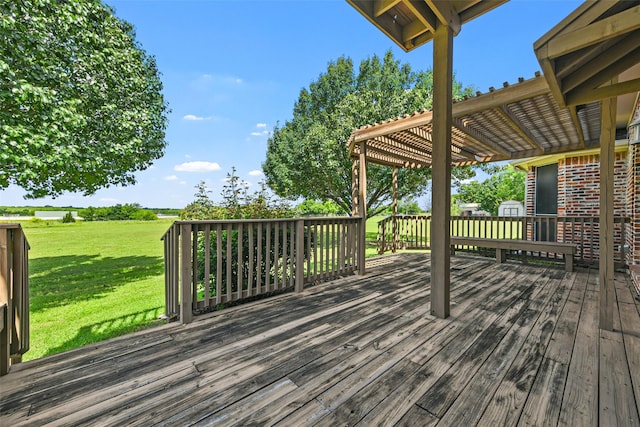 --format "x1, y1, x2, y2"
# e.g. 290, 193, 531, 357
162, 216, 363, 240
0, 223, 30, 248
0, 223, 24, 230
172, 216, 361, 226
377, 214, 432, 224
